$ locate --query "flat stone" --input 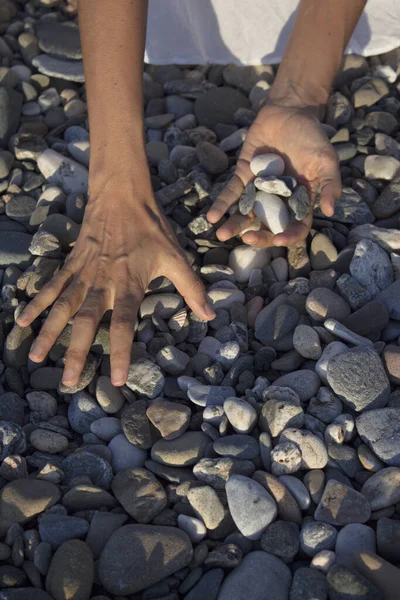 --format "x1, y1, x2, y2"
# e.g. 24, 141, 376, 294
45, 540, 93, 600
293, 324, 322, 359
252, 471, 302, 526
151, 431, 210, 466
85, 512, 127, 560
140, 293, 184, 318
310, 233, 338, 270
361, 467, 400, 510
38, 514, 89, 549
126, 359, 165, 399
260, 399, 304, 438
357, 408, 400, 467
68, 391, 105, 434
349, 239, 393, 297
98, 524, 192, 595
214, 434, 259, 459
306, 288, 351, 322
0, 479, 59, 537
32, 54, 84, 82
0, 232, 32, 269
36, 20, 81, 59
111, 467, 167, 523
289, 185, 311, 221
314, 480, 371, 526
95, 376, 125, 414
62, 484, 117, 511
217, 551, 291, 600
146, 399, 191, 440
365, 154, 400, 180
254, 176, 292, 197
108, 433, 148, 473
272, 370, 321, 402
335, 523, 376, 566
349, 223, 400, 253
336, 274, 372, 311
255, 301, 299, 345
121, 399, 153, 449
